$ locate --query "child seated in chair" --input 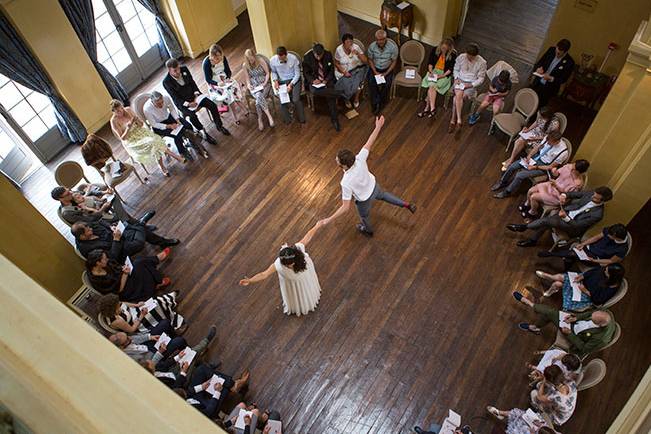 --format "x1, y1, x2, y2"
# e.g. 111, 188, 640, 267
468, 70, 512, 125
